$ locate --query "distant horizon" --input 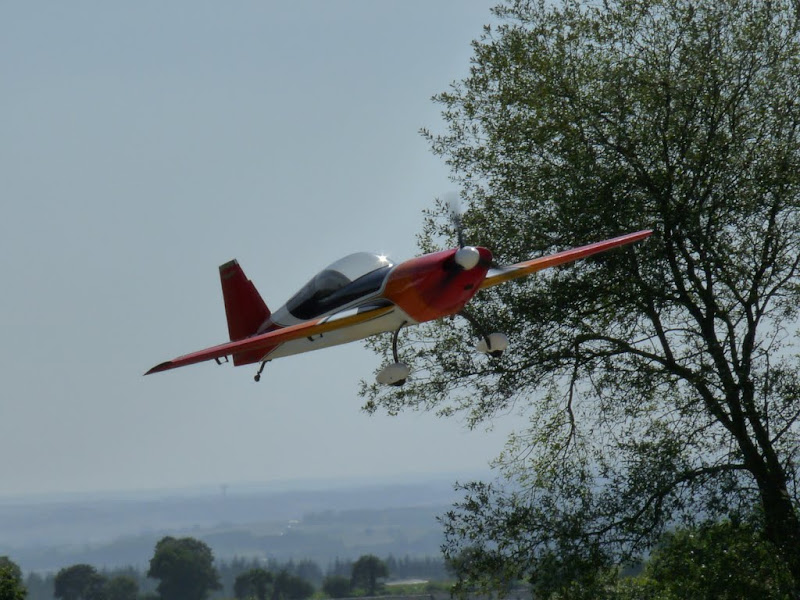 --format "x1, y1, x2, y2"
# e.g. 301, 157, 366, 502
0, 467, 495, 504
